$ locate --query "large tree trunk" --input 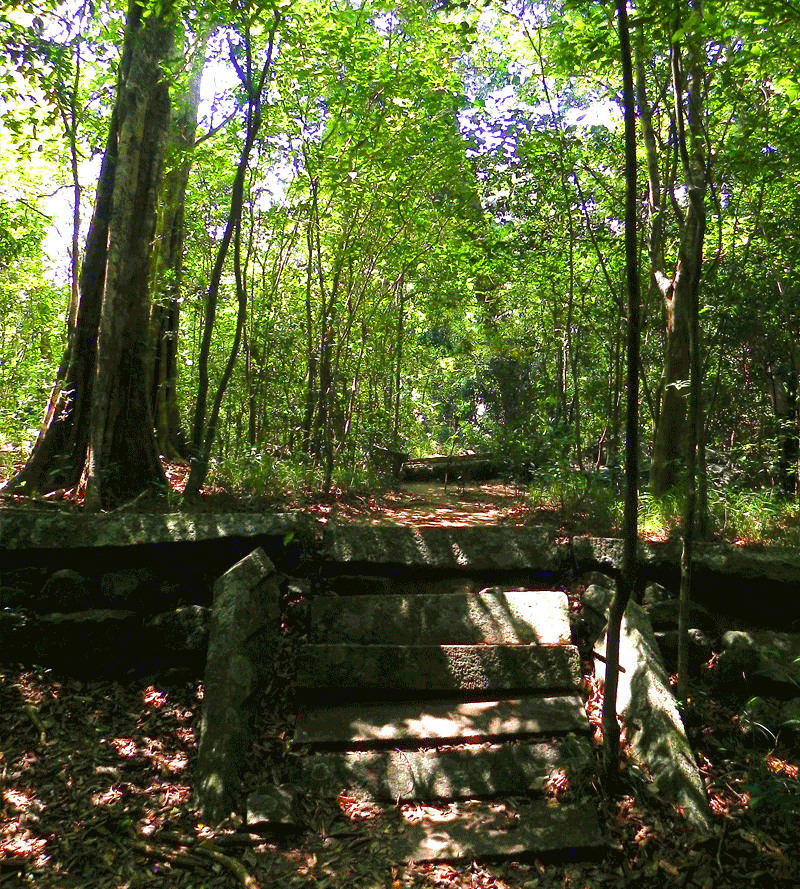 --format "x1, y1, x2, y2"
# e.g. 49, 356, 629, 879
82, 0, 174, 510
1, 1, 172, 508
150, 40, 205, 461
